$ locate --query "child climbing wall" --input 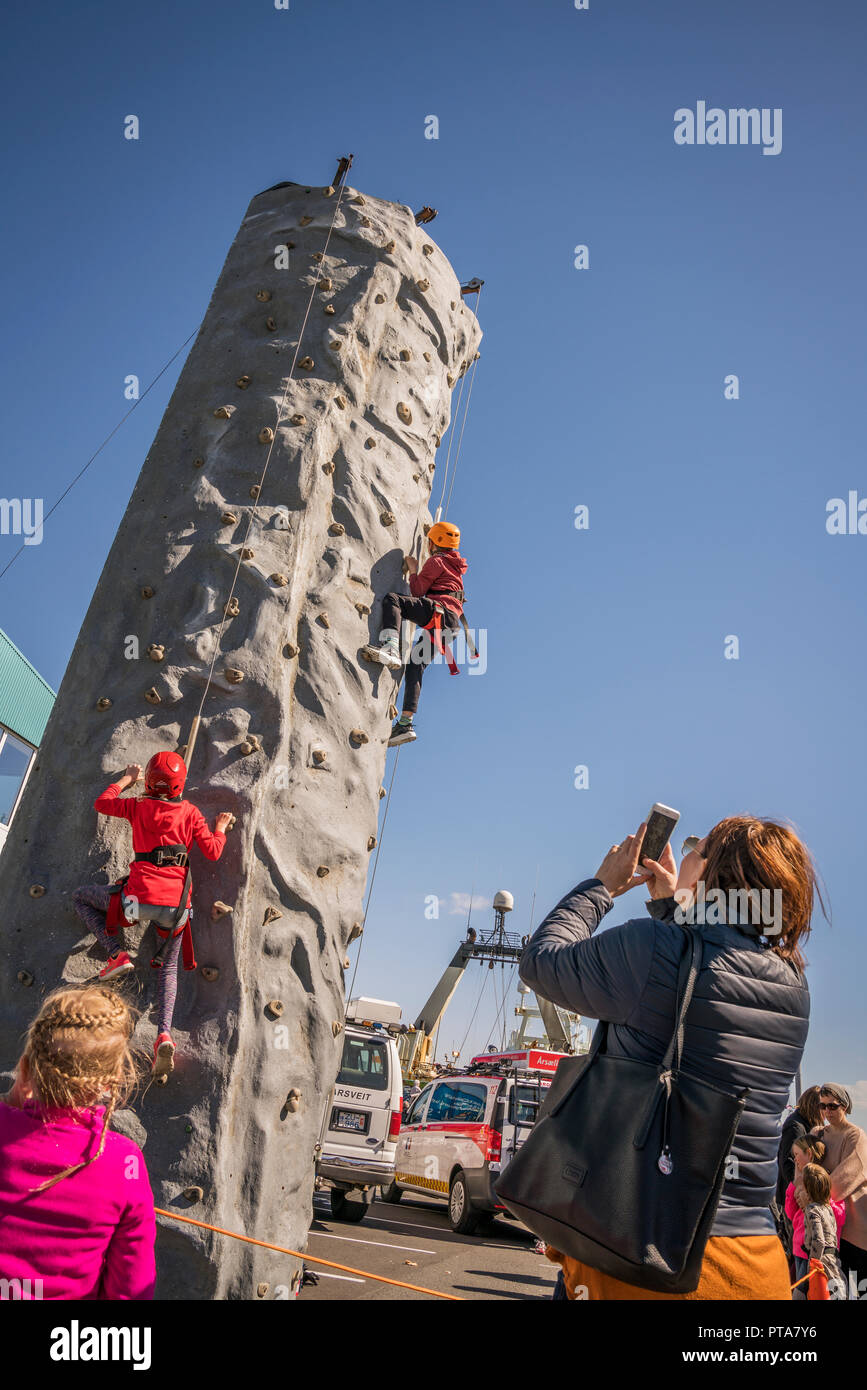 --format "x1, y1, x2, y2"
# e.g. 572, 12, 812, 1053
363, 521, 468, 745
72, 752, 234, 1080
